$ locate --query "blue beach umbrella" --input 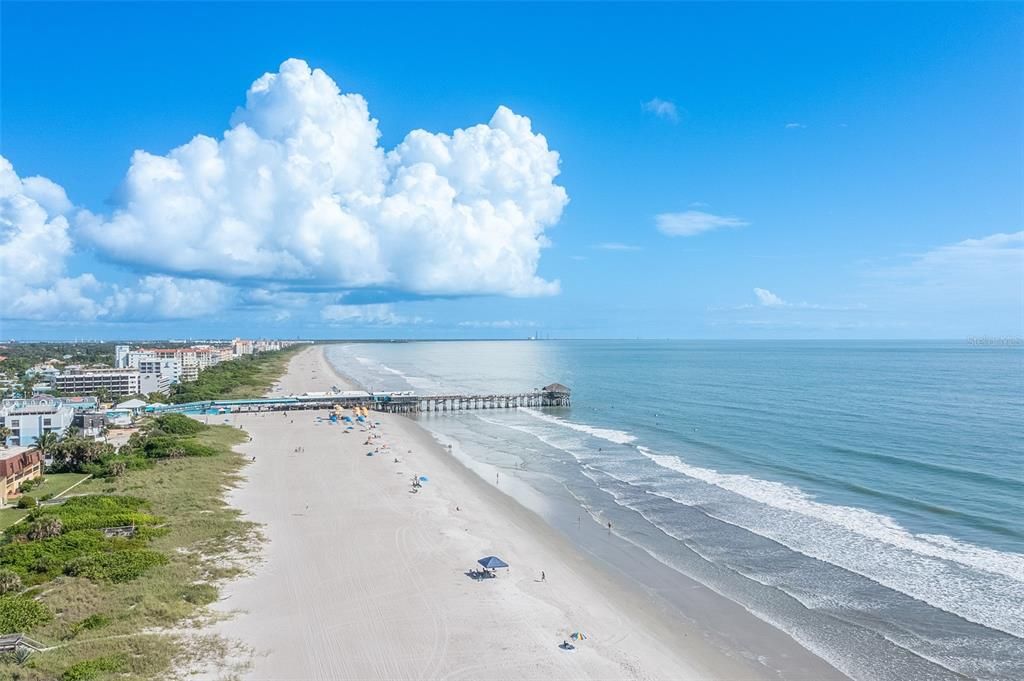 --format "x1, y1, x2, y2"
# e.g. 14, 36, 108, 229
477, 556, 508, 569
